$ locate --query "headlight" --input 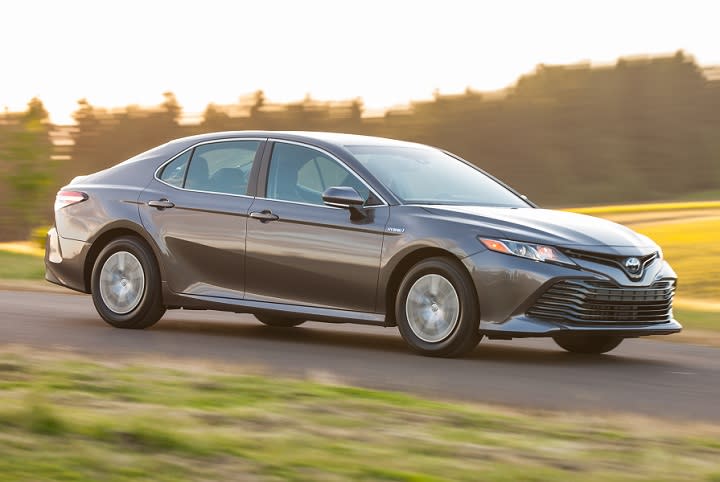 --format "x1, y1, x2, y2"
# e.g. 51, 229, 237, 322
478, 238, 577, 267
